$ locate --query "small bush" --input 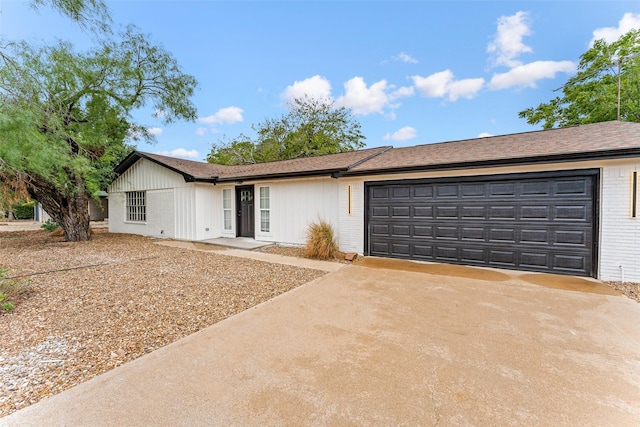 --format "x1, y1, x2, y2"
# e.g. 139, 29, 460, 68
41, 219, 60, 232
13, 201, 35, 220
305, 220, 339, 260
0, 267, 29, 313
